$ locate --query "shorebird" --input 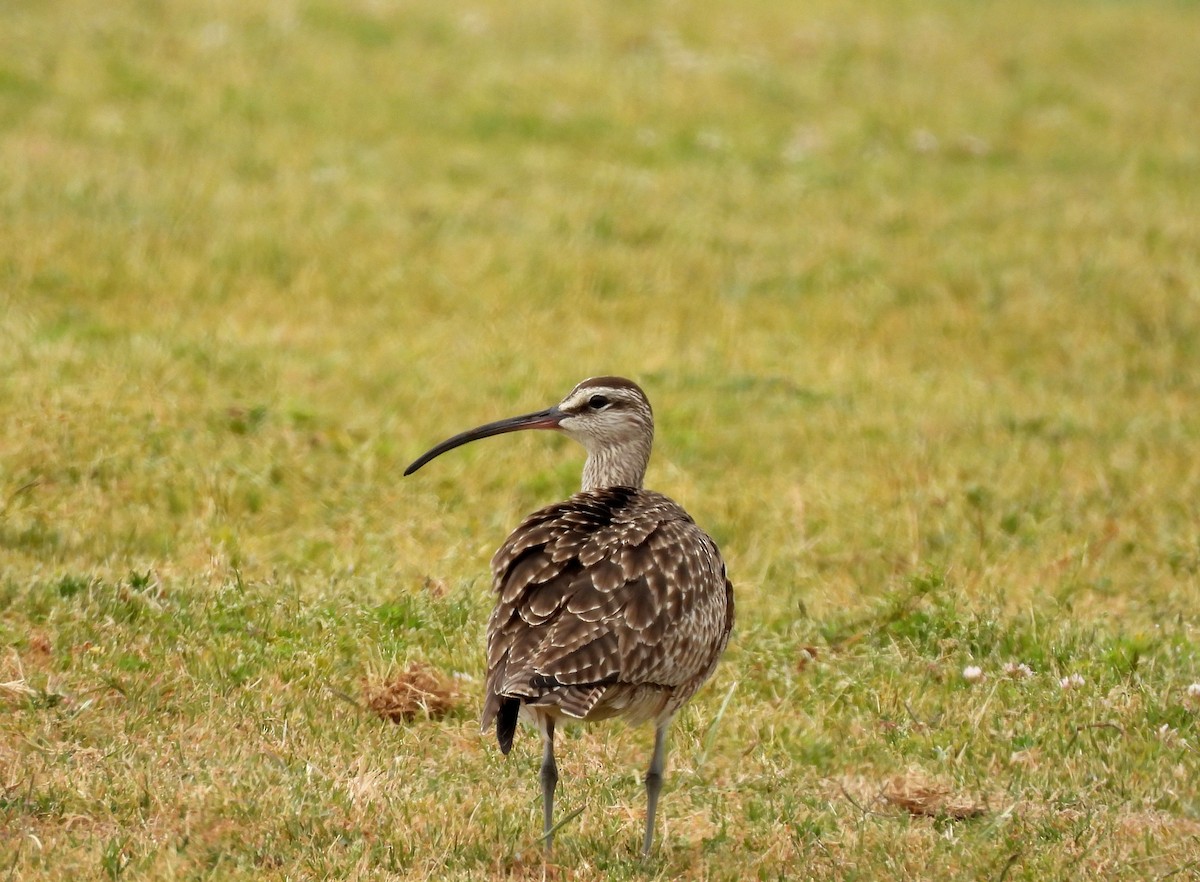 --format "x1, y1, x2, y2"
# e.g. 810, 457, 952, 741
404, 376, 734, 856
